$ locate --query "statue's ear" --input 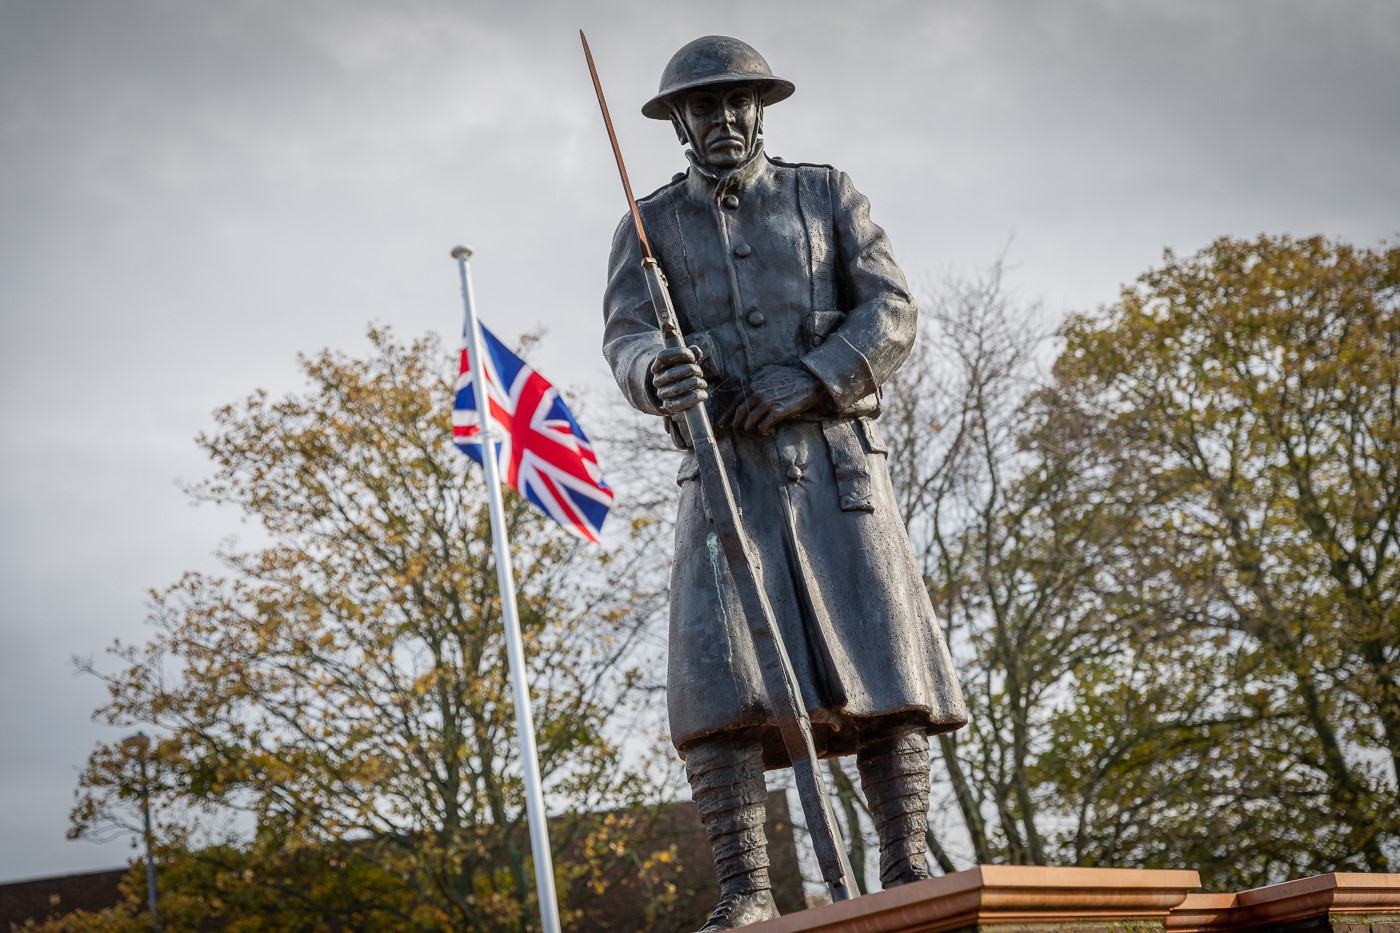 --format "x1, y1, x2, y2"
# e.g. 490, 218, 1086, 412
669, 114, 688, 146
